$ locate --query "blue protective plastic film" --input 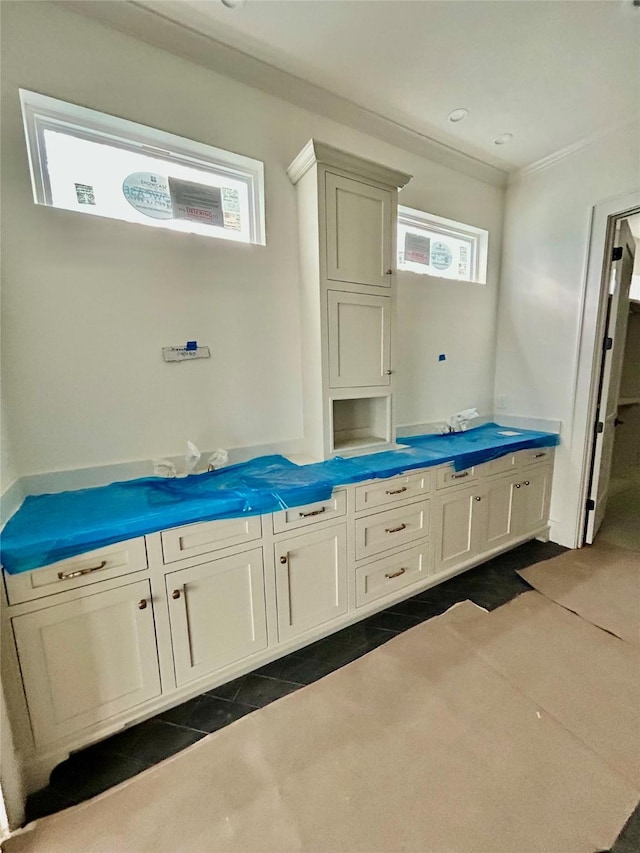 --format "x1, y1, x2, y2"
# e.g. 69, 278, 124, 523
0, 424, 558, 575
